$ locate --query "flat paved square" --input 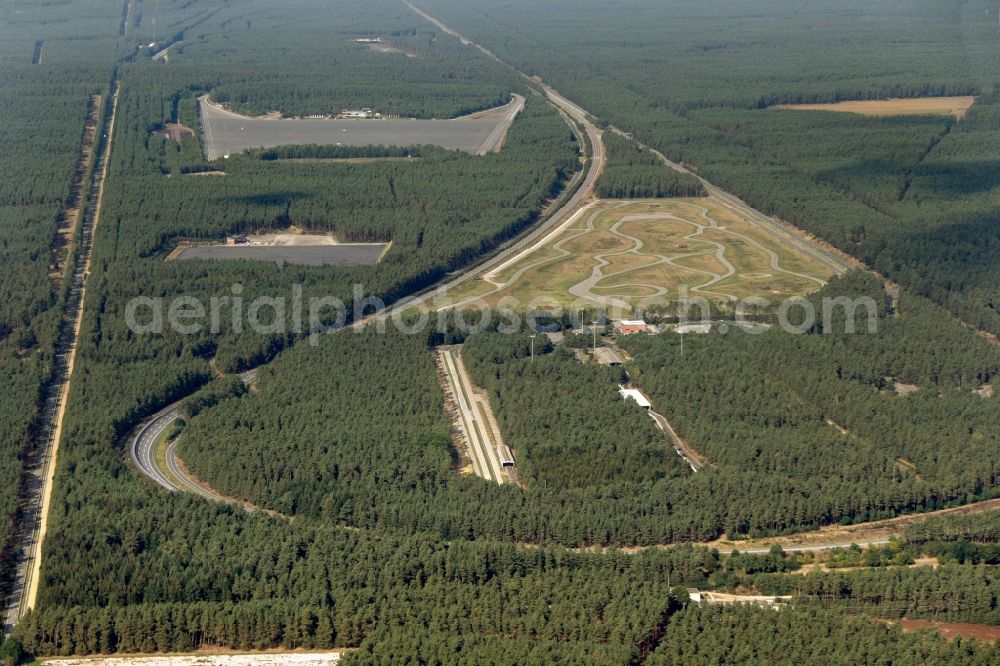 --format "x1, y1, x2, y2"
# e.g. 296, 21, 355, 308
175, 244, 387, 266
200, 96, 522, 159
